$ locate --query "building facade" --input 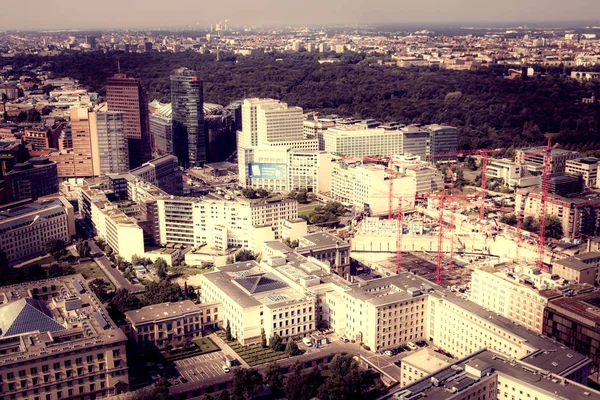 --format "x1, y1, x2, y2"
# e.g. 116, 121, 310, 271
95, 111, 129, 175
170, 68, 205, 167
106, 74, 152, 168
4, 157, 58, 203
